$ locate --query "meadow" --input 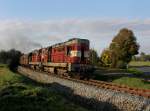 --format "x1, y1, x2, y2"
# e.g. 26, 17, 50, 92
129, 61, 150, 67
